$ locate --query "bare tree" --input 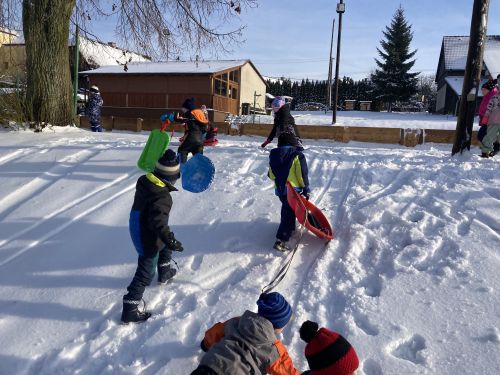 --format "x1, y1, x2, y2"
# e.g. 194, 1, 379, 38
3, 1, 256, 128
